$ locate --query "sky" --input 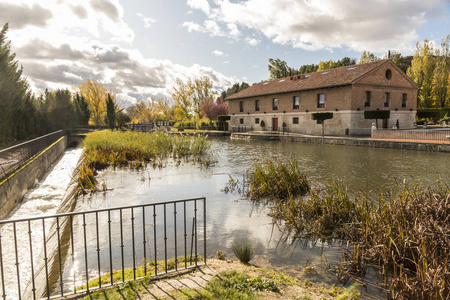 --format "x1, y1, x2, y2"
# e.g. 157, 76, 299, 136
1, 0, 449, 107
